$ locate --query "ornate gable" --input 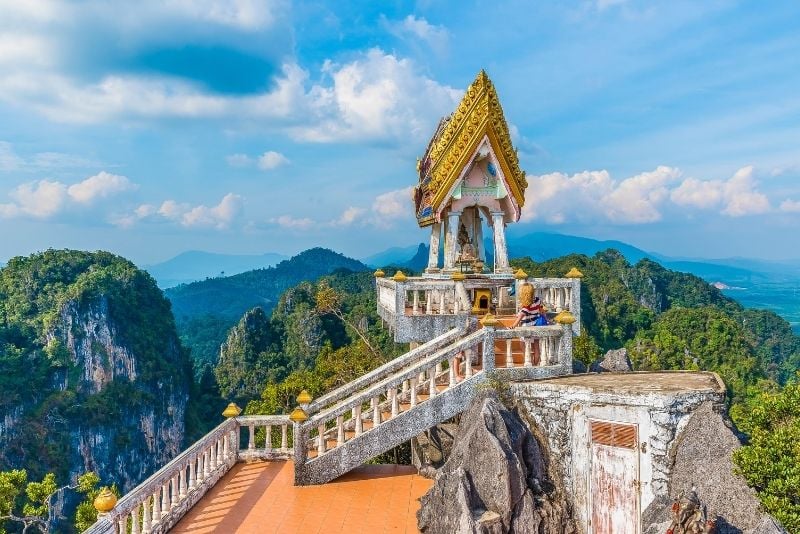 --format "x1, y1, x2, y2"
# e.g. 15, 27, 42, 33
414, 70, 527, 227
